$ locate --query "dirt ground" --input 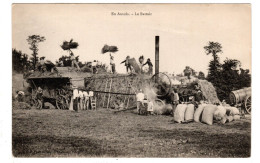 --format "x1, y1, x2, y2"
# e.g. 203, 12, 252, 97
12, 108, 251, 157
